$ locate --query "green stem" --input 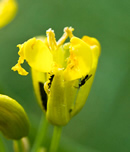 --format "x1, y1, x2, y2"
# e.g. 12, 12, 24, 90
31, 115, 49, 152
0, 134, 6, 152
49, 126, 62, 152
